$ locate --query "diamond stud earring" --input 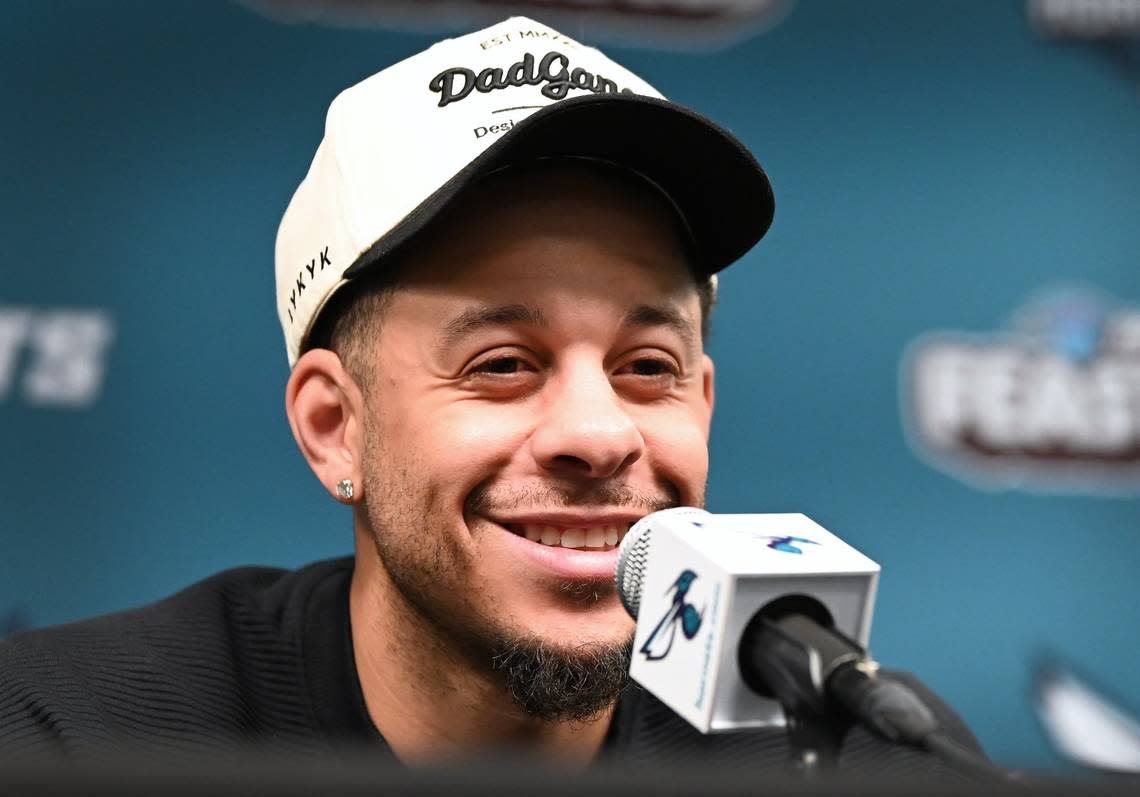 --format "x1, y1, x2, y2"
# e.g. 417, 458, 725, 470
335, 479, 354, 501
